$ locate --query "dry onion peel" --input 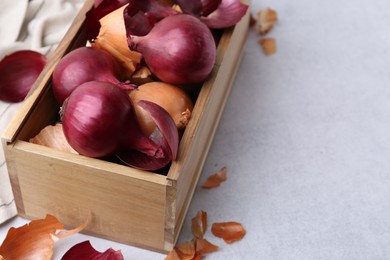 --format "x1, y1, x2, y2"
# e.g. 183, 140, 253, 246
175, 0, 248, 29
165, 249, 181, 260
62, 240, 123, 260
166, 210, 219, 259
259, 37, 277, 56
167, 239, 218, 260
94, 4, 142, 76
87, 0, 178, 41
85, 0, 129, 41
191, 210, 207, 239
130, 66, 154, 85
123, 0, 179, 36
175, 240, 196, 259
211, 221, 246, 243
198, 0, 249, 29
138, 100, 179, 161
256, 7, 278, 35
117, 100, 179, 170
29, 123, 78, 154
195, 238, 219, 256
0, 215, 86, 260
201, 166, 227, 189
